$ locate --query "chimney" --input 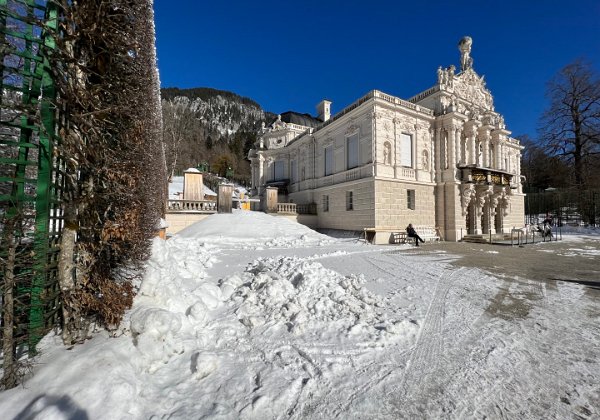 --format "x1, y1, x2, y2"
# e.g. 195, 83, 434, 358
316, 99, 332, 122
